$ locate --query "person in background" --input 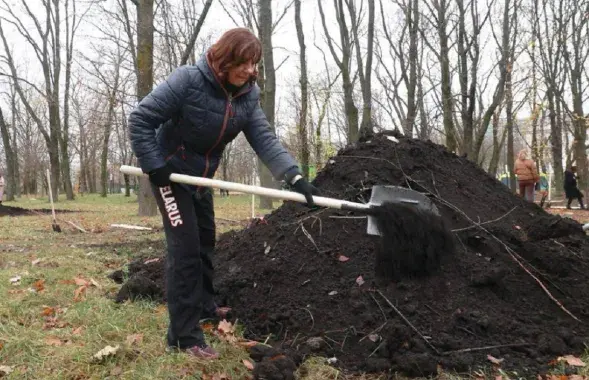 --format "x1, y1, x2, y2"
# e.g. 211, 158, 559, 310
514, 149, 539, 202
128, 28, 318, 359
564, 165, 585, 209
538, 167, 549, 207
0, 172, 4, 205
